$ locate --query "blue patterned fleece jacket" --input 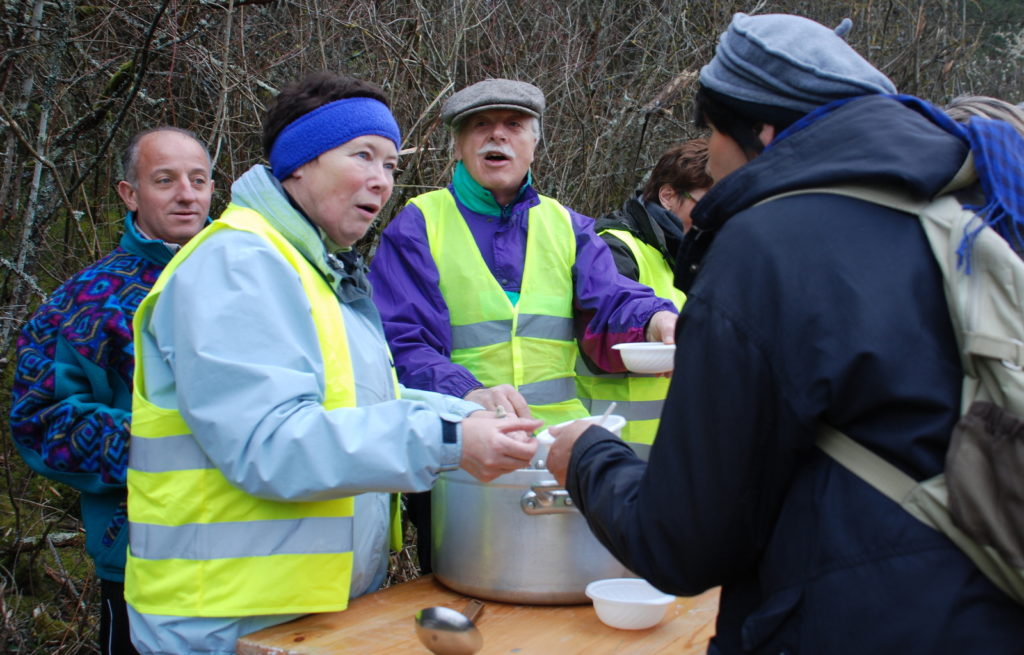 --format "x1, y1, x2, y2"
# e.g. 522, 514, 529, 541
10, 214, 179, 582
